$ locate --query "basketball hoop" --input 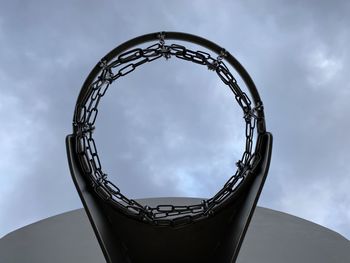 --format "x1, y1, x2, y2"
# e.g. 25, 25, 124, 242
66, 32, 272, 263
